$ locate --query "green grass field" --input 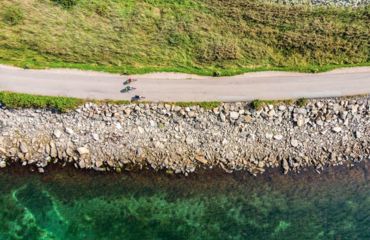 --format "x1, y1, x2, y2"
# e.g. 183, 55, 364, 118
0, 0, 369, 76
